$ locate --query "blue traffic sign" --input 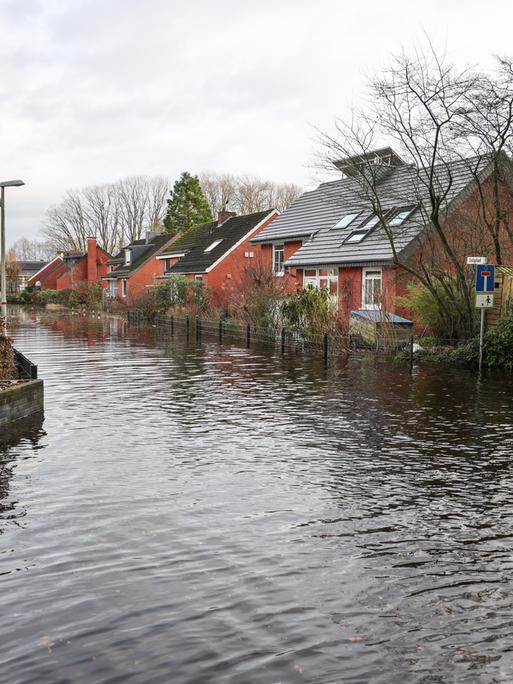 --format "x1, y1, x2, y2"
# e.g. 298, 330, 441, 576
475, 264, 495, 293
